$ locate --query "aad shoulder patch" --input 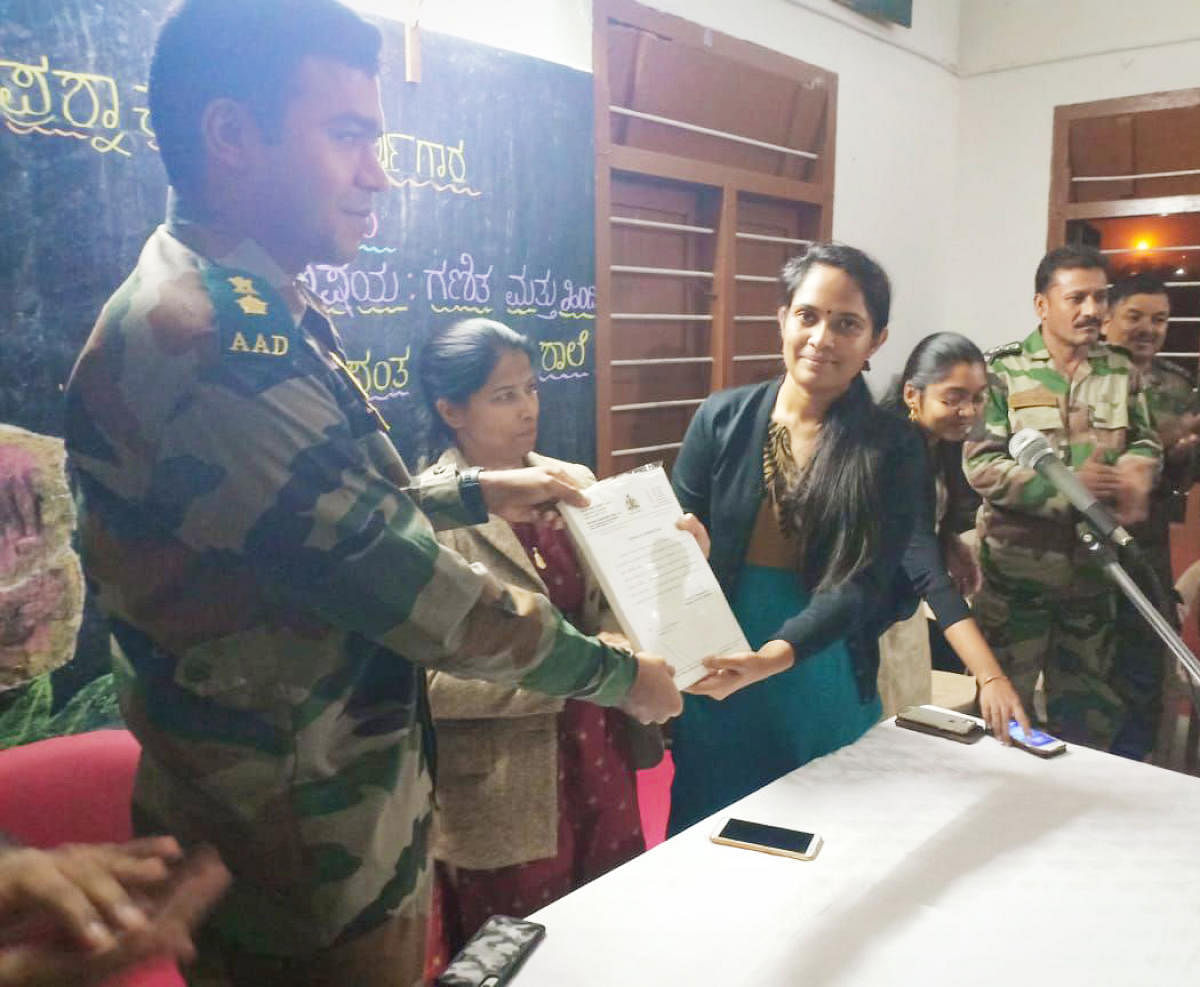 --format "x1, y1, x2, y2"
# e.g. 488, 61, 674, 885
201, 267, 296, 360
